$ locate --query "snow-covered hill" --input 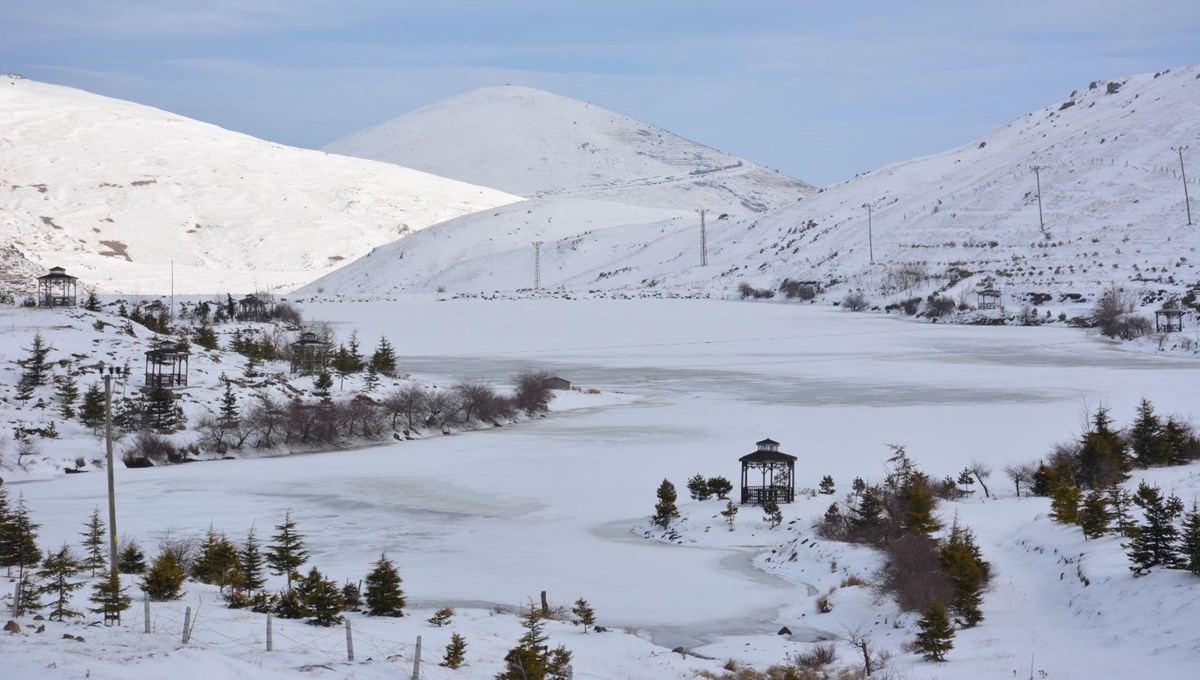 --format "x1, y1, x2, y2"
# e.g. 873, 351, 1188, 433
323, 85, 813, 213
0, 76, 522, 296
309, 65, 1200, 305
